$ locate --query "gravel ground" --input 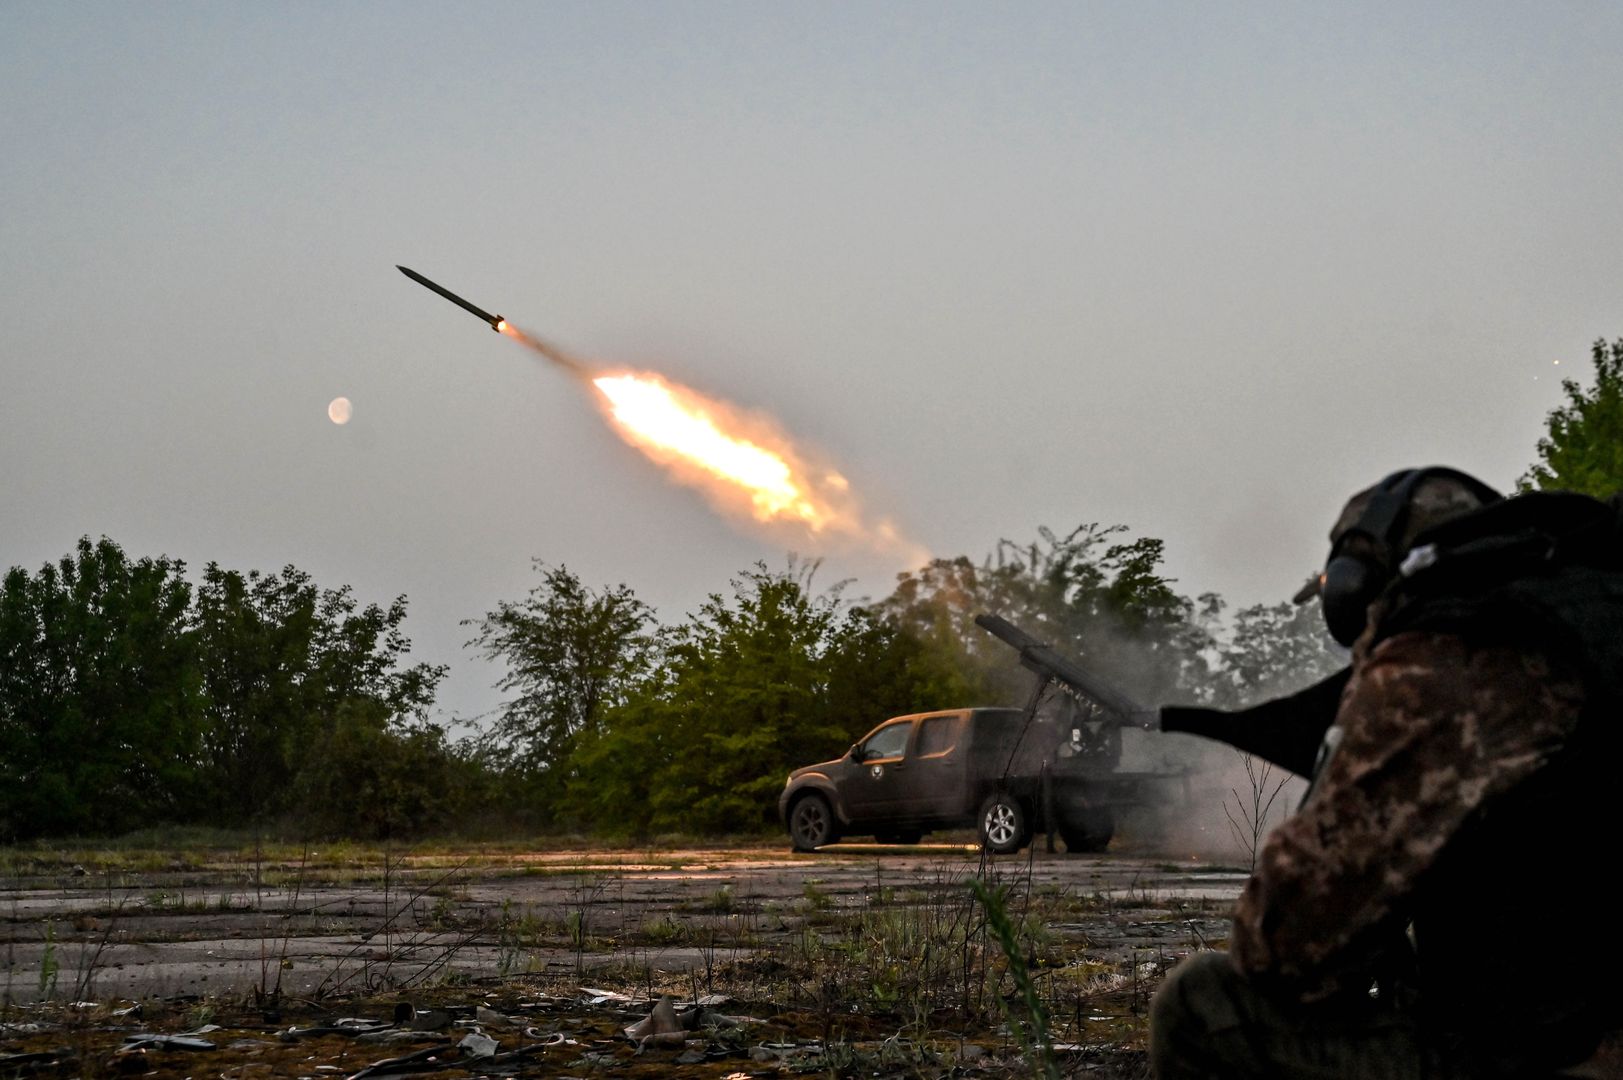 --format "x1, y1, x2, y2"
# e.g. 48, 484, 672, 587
0, 840, 1247, 1077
